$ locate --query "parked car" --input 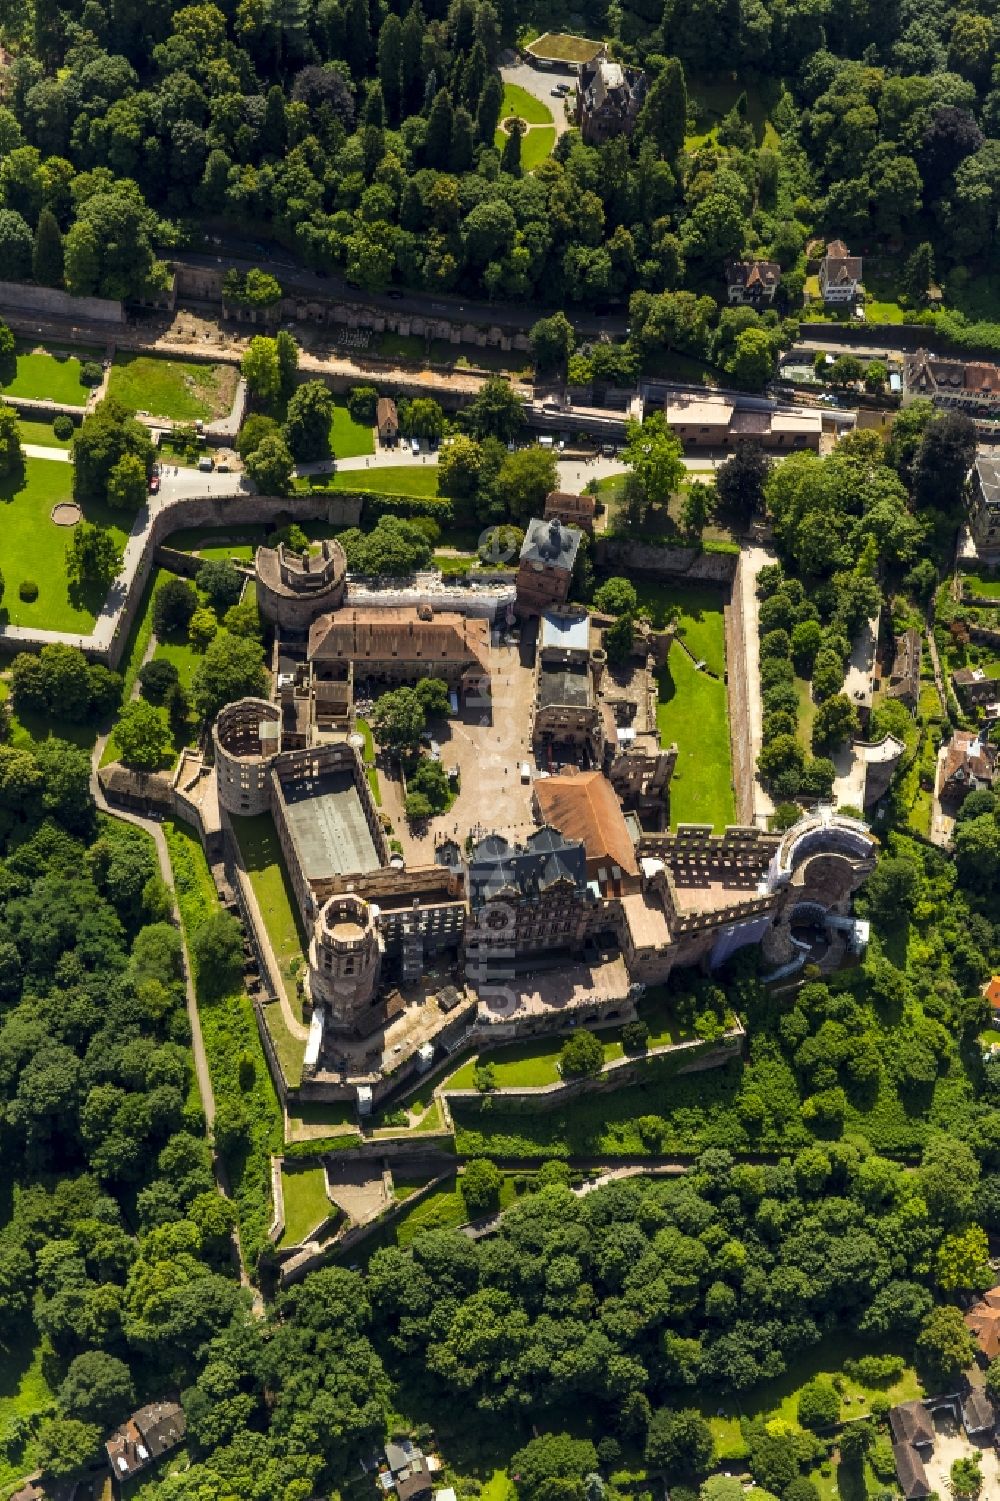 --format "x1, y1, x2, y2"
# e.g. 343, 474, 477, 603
148, 474, 160, 494
410, 437, 420, 455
